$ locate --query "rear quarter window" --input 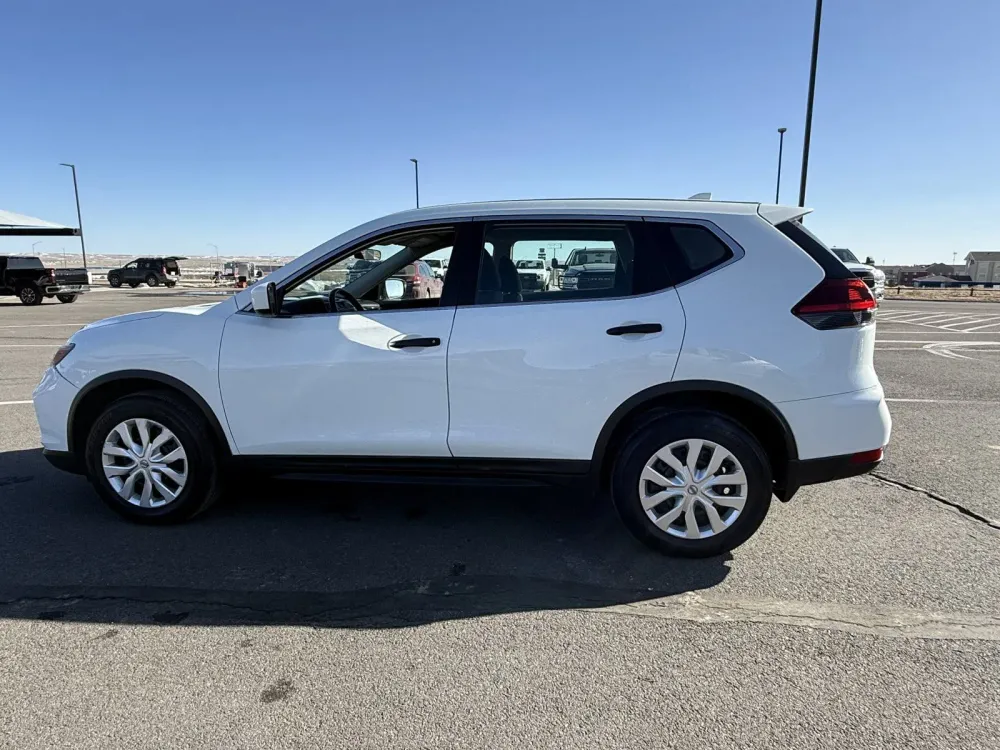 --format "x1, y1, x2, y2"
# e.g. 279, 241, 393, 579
642, 222, 735, 286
